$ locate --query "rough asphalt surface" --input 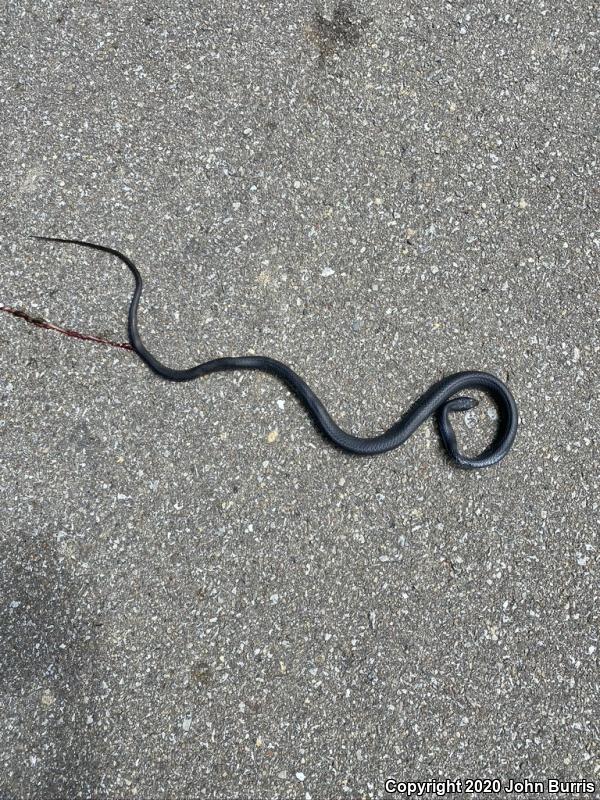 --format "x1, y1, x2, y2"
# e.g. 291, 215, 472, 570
1, 1, 598, 798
